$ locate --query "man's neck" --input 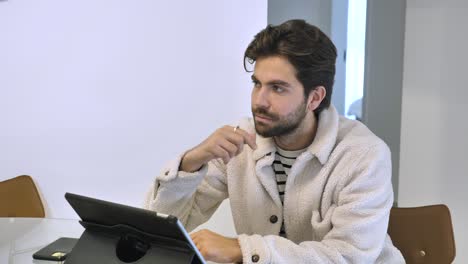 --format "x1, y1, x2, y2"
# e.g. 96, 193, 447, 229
273, 113, 318, 151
